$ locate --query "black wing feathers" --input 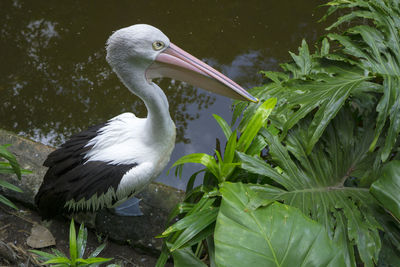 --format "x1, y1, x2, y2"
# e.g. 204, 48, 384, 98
35, 123, 137, 219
